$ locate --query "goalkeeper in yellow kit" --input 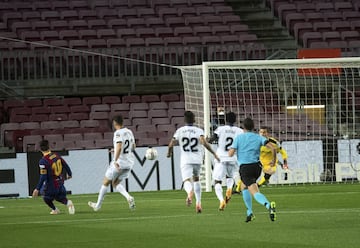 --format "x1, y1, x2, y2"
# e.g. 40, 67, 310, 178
235, 126, 288, 191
